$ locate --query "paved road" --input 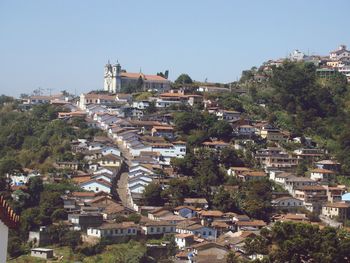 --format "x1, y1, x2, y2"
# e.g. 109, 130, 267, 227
117, 172, 135, 210
115, 141, 136, 210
